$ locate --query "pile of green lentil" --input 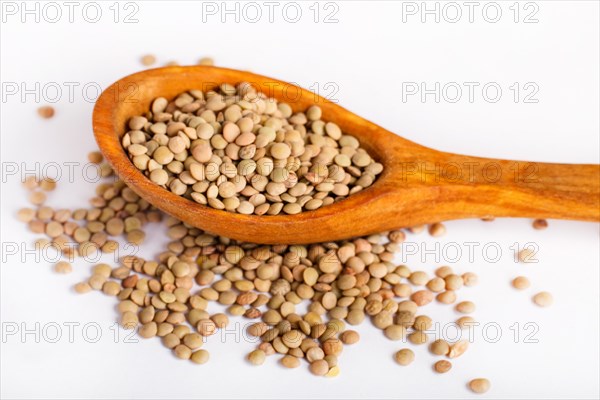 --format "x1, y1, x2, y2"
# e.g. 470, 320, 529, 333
123, 83, 382, 215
